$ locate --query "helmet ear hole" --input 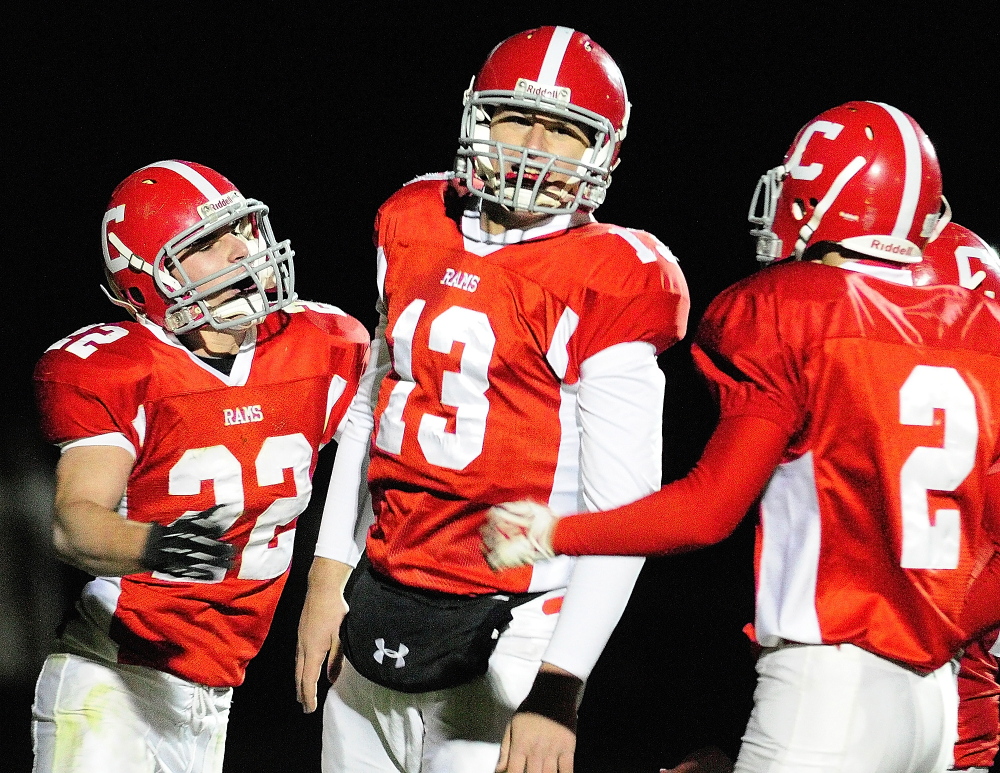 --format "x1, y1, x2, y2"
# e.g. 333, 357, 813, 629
127, 287, 145, 305
792, 199, 806, 220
